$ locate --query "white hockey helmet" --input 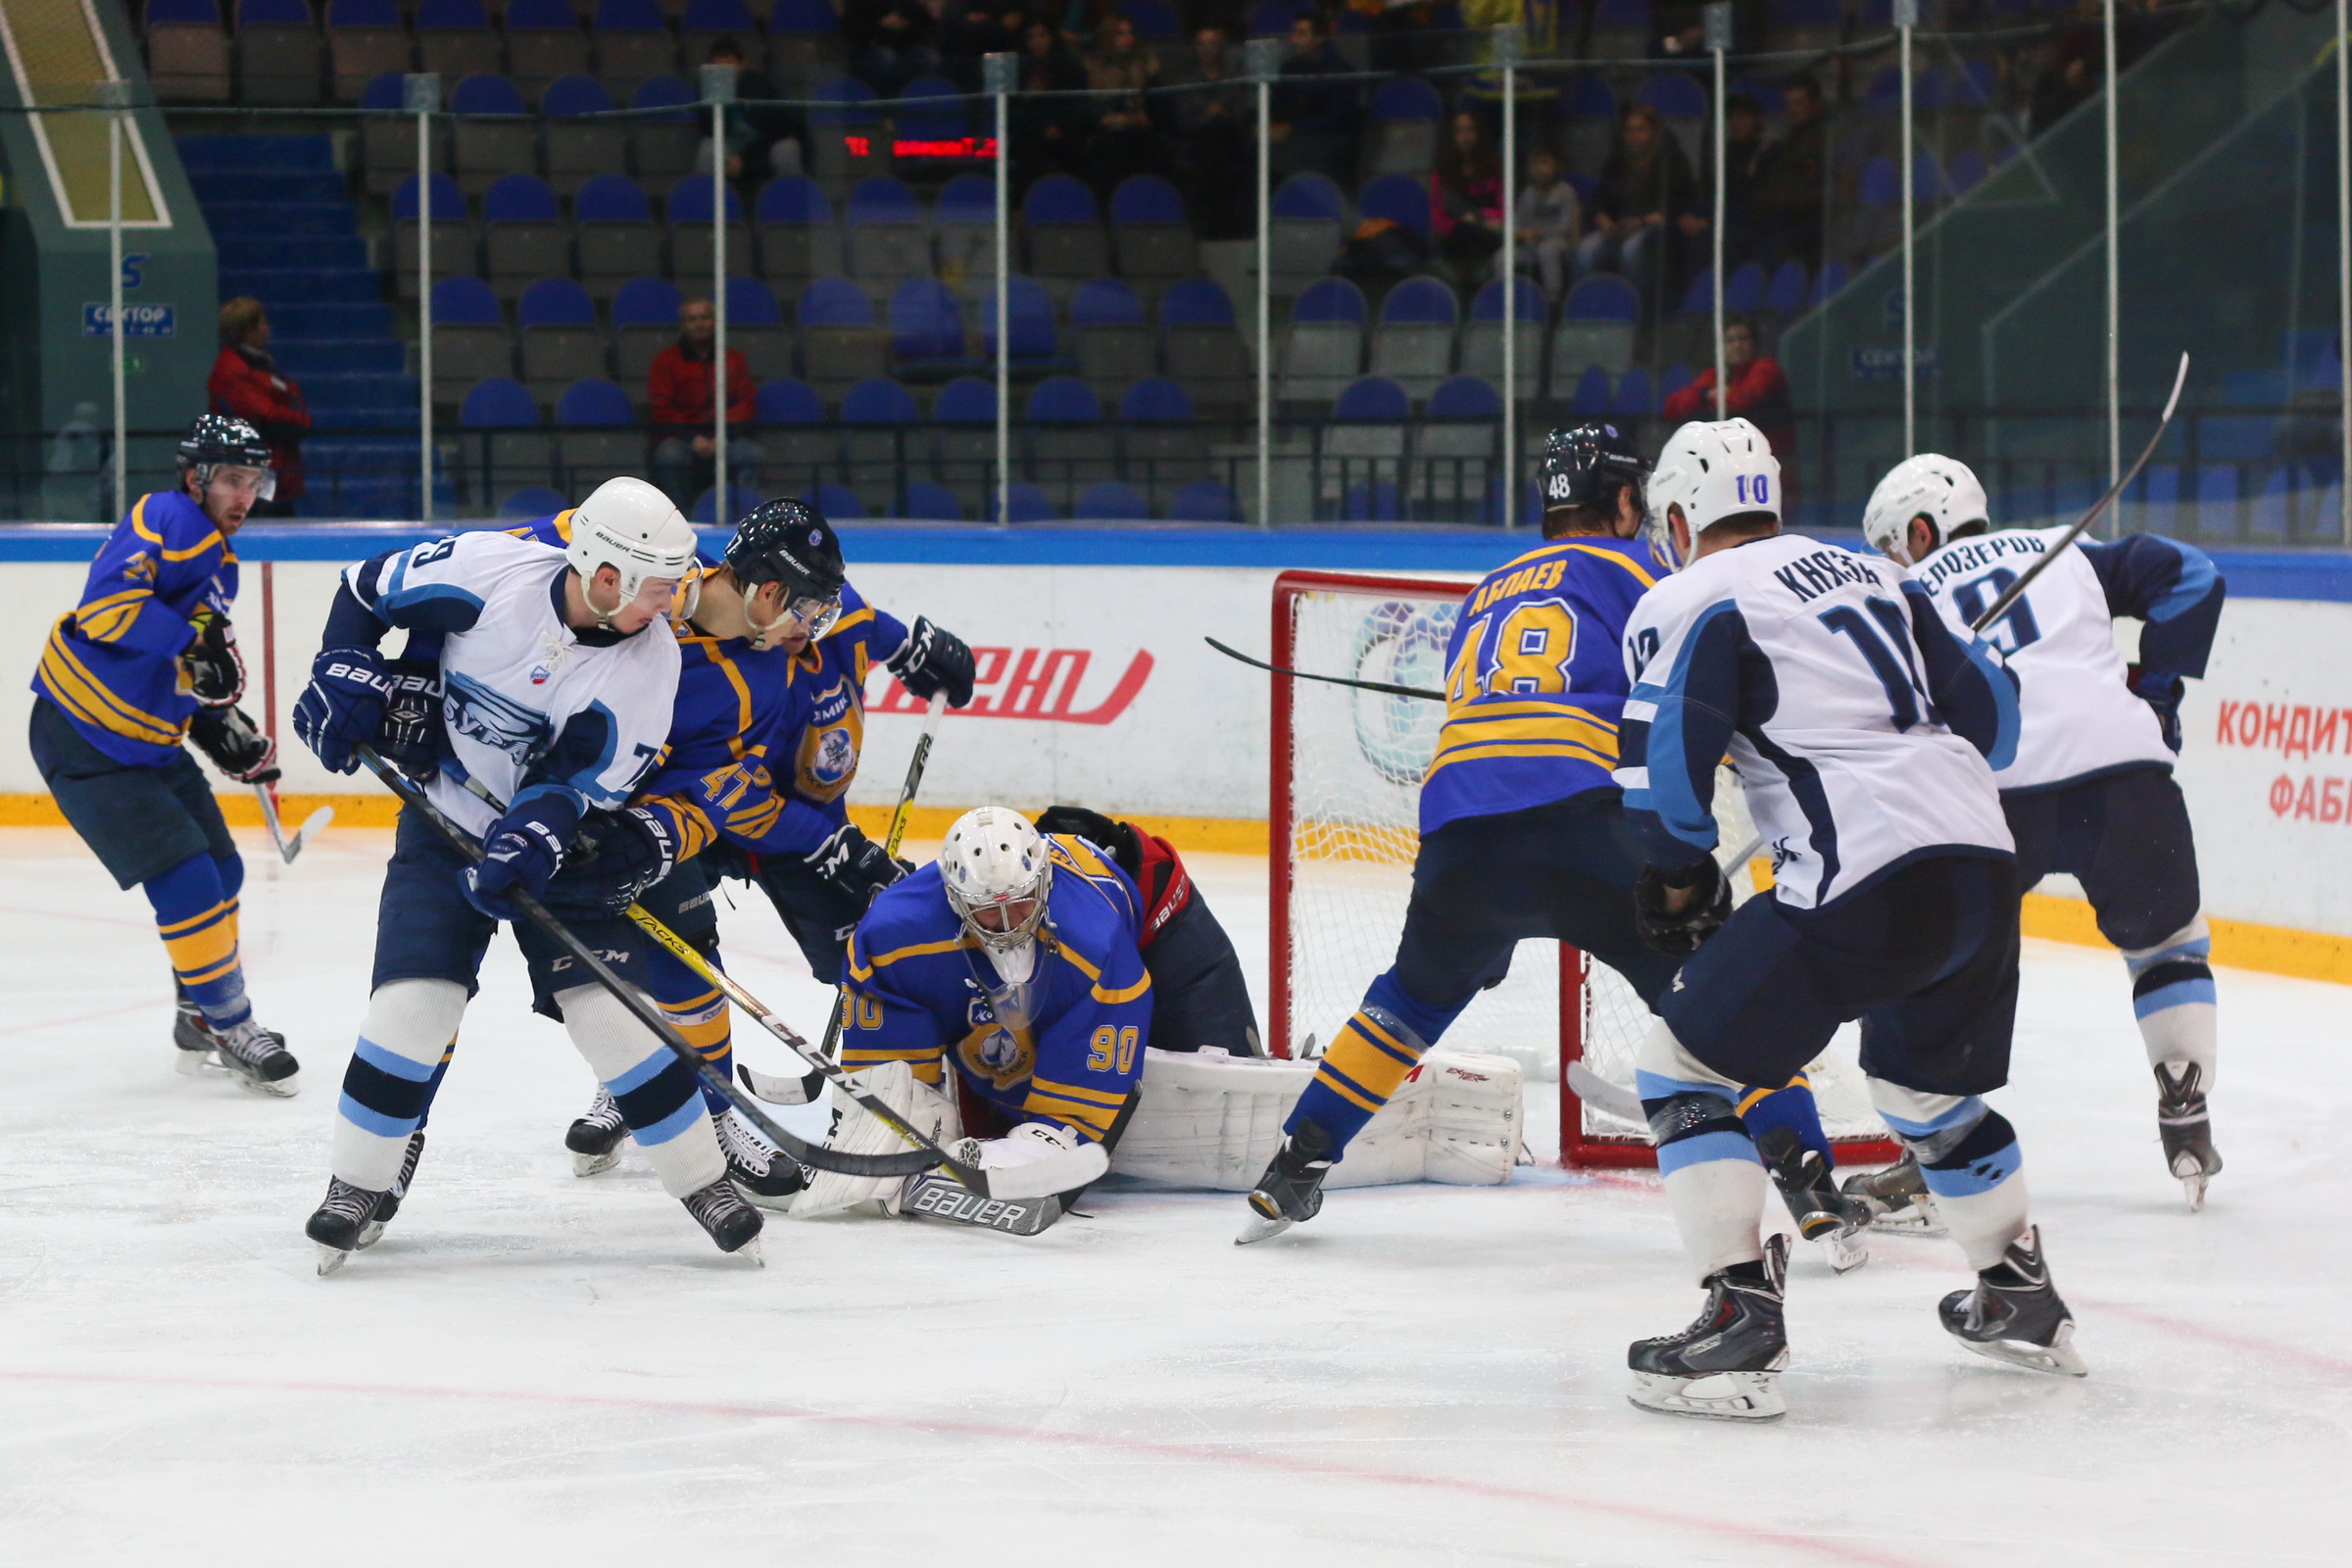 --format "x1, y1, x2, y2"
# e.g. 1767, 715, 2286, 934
941, 807, 1054, 955
566, 476, 699, 620
1862, 453, 1989, 564
1644, 417, 1782, 569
